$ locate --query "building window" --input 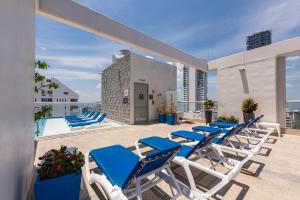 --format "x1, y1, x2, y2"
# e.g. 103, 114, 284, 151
47, 90, 53, 95
70, 99, 78, 102
139, 94, 144, 100
41, 98, 47, 102
48, 98, 52, 102
41, 90, 46, 96
70, 105, 79, 111
63, 92, 69, 95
